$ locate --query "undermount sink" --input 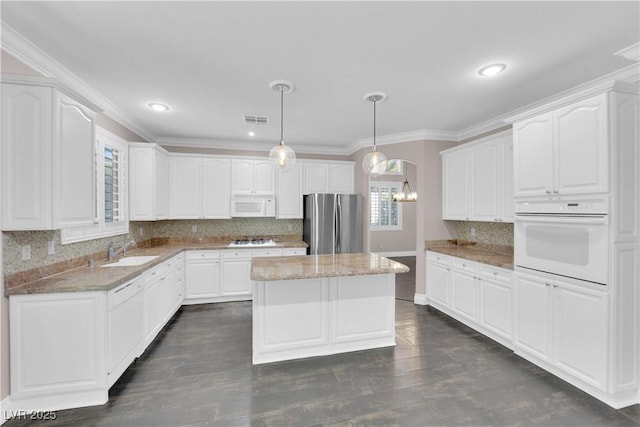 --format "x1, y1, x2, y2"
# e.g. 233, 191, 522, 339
101, 255, 160, 267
